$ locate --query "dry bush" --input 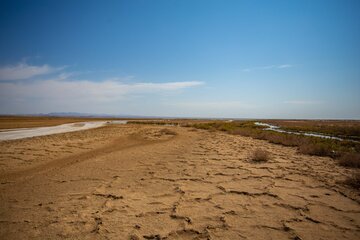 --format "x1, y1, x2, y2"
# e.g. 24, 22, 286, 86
159, 128, 177, 135
338, 153, 360, 168
298, 142, 332, 157
344, 171, 360, 189
252, 148, 271, 162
